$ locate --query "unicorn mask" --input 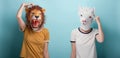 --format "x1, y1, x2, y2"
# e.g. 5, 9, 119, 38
79, 7, 95, 30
